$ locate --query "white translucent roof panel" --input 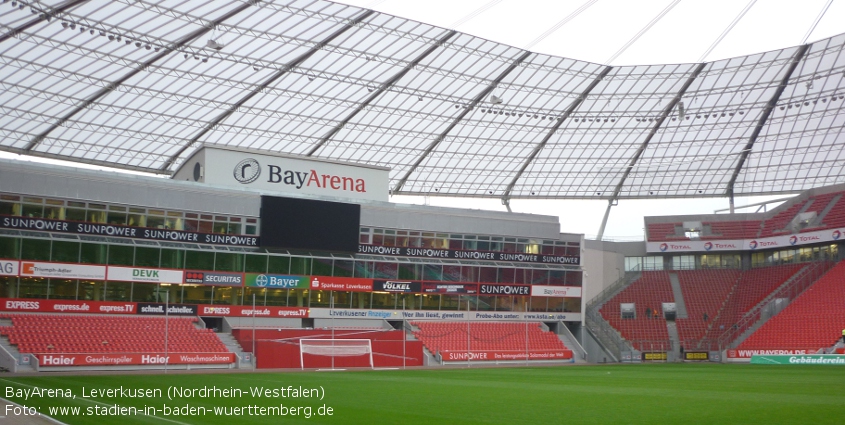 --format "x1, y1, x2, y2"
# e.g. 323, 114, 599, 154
1, 0, 845, 196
